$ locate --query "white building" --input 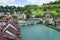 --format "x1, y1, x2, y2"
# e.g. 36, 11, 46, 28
30, 14, 36, 18
49, 18, 54, 24
0, 12, 4, 16
45, 9, 50, 18
22, 13, 26, 19
42, 9, 54, 24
